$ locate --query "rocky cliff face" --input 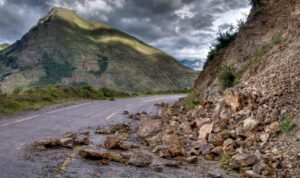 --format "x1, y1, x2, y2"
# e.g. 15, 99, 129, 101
0, 7, 197, 93
193, 0, 299, 103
